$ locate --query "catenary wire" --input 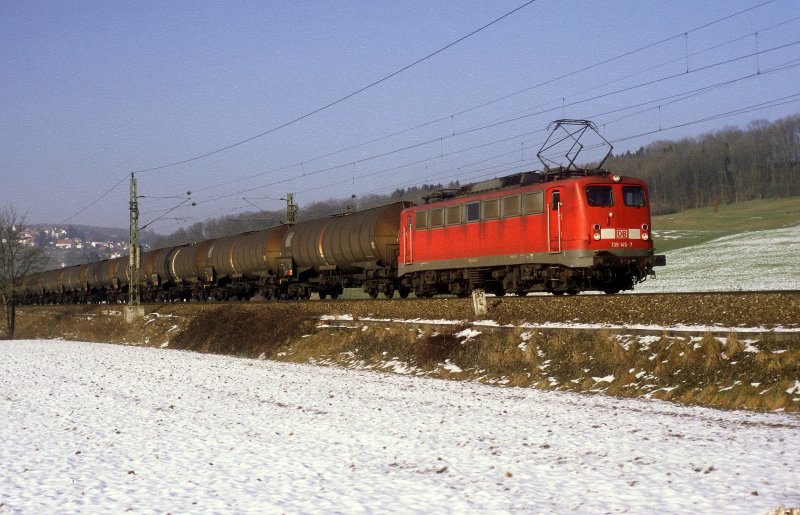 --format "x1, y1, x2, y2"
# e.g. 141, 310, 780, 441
192, 48, 800, 209
130, 0, 539, 175
188, 5, 795, 199
59, 0, 790, 225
